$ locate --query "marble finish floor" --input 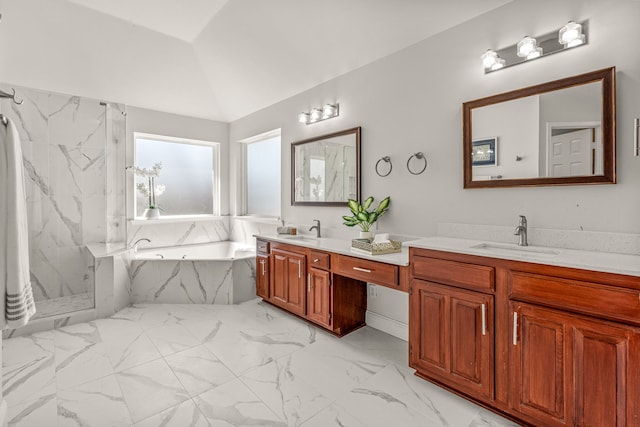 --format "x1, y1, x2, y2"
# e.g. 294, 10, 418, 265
3, 300, 519, 427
